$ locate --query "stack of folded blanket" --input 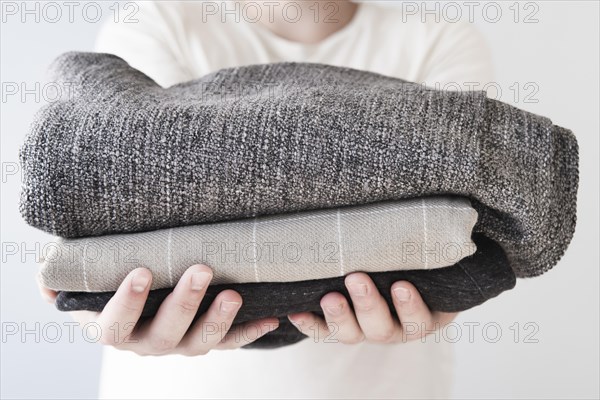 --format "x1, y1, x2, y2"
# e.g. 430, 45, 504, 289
20, 52, 579, 348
